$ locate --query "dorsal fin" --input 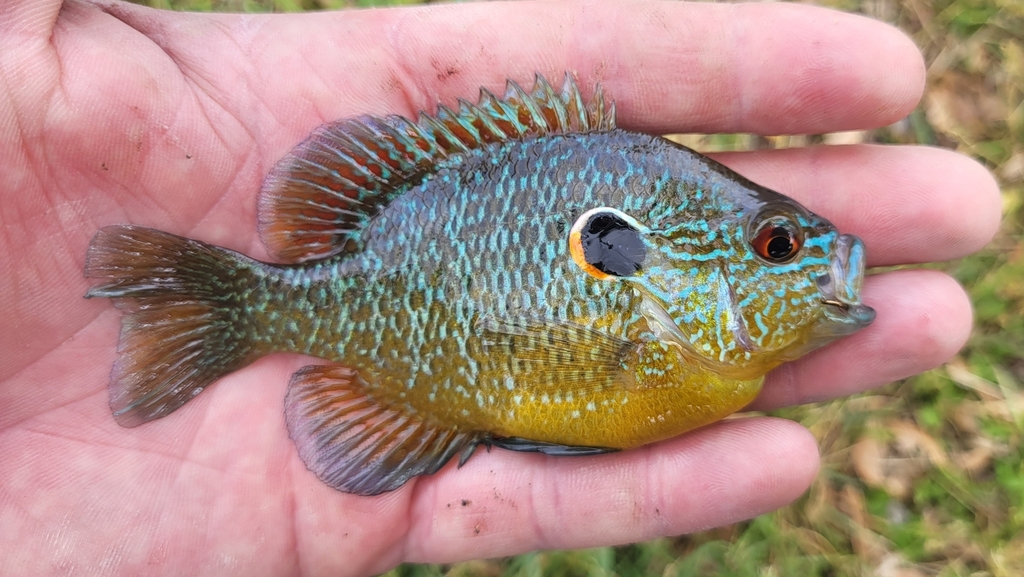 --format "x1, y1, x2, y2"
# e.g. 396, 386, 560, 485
258, 73, 617, 263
